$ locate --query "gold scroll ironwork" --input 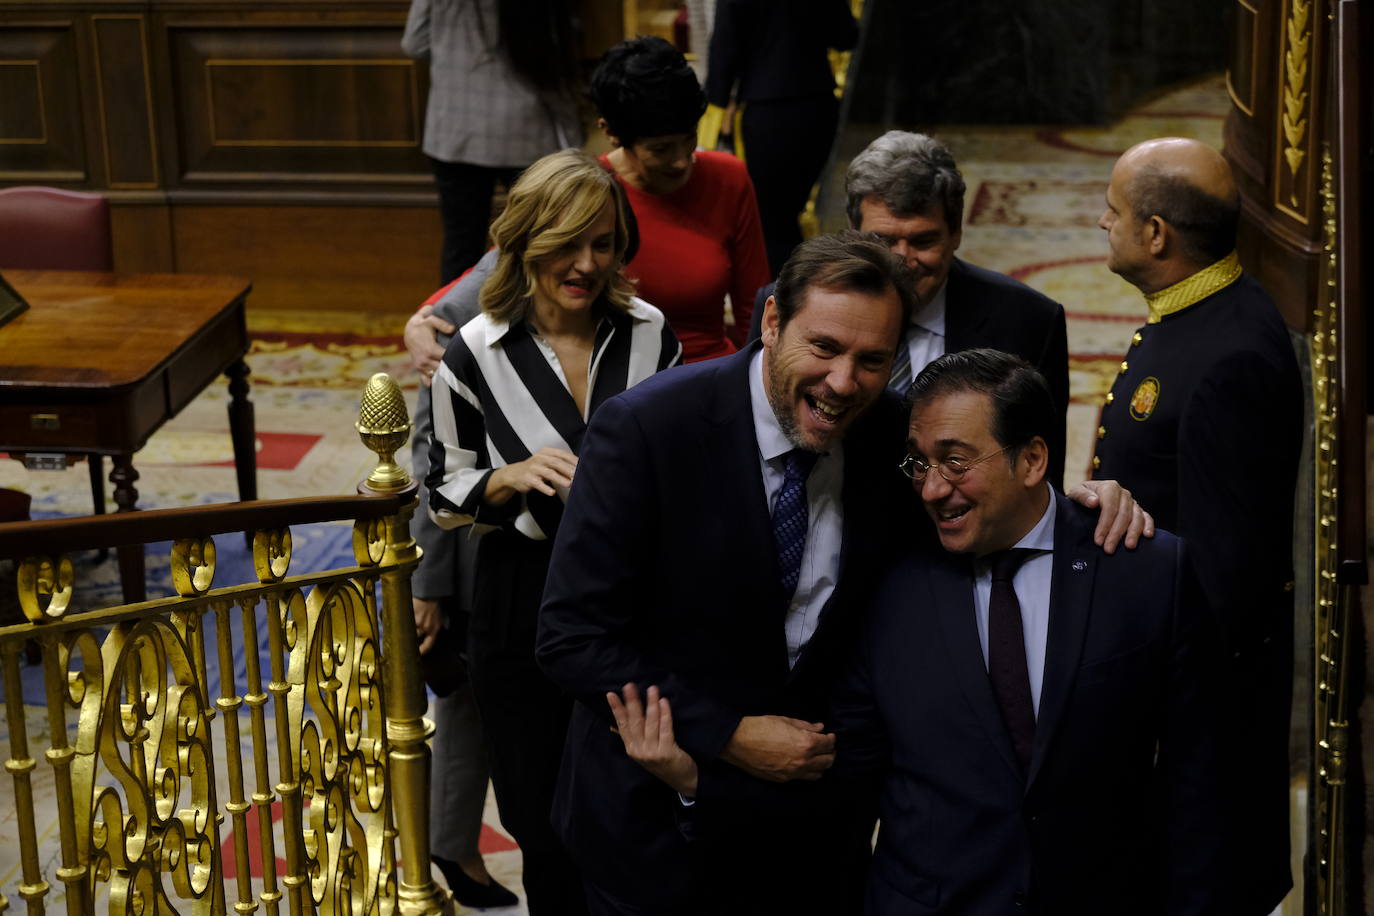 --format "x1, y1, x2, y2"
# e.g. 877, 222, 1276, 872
1311, 146, 1348, 916
0, 372, 449, 916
